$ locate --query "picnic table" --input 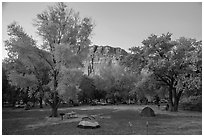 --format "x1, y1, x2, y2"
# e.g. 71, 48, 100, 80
65, 111, 77, 119
59, 111, 78, 120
